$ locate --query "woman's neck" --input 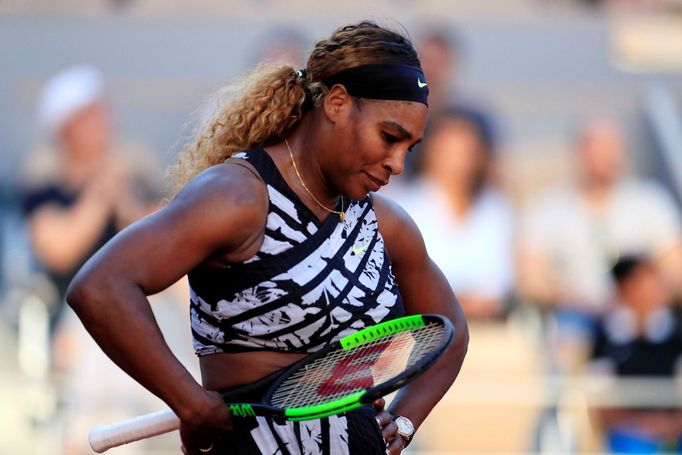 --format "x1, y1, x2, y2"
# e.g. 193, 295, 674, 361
285, 120, 341, 210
